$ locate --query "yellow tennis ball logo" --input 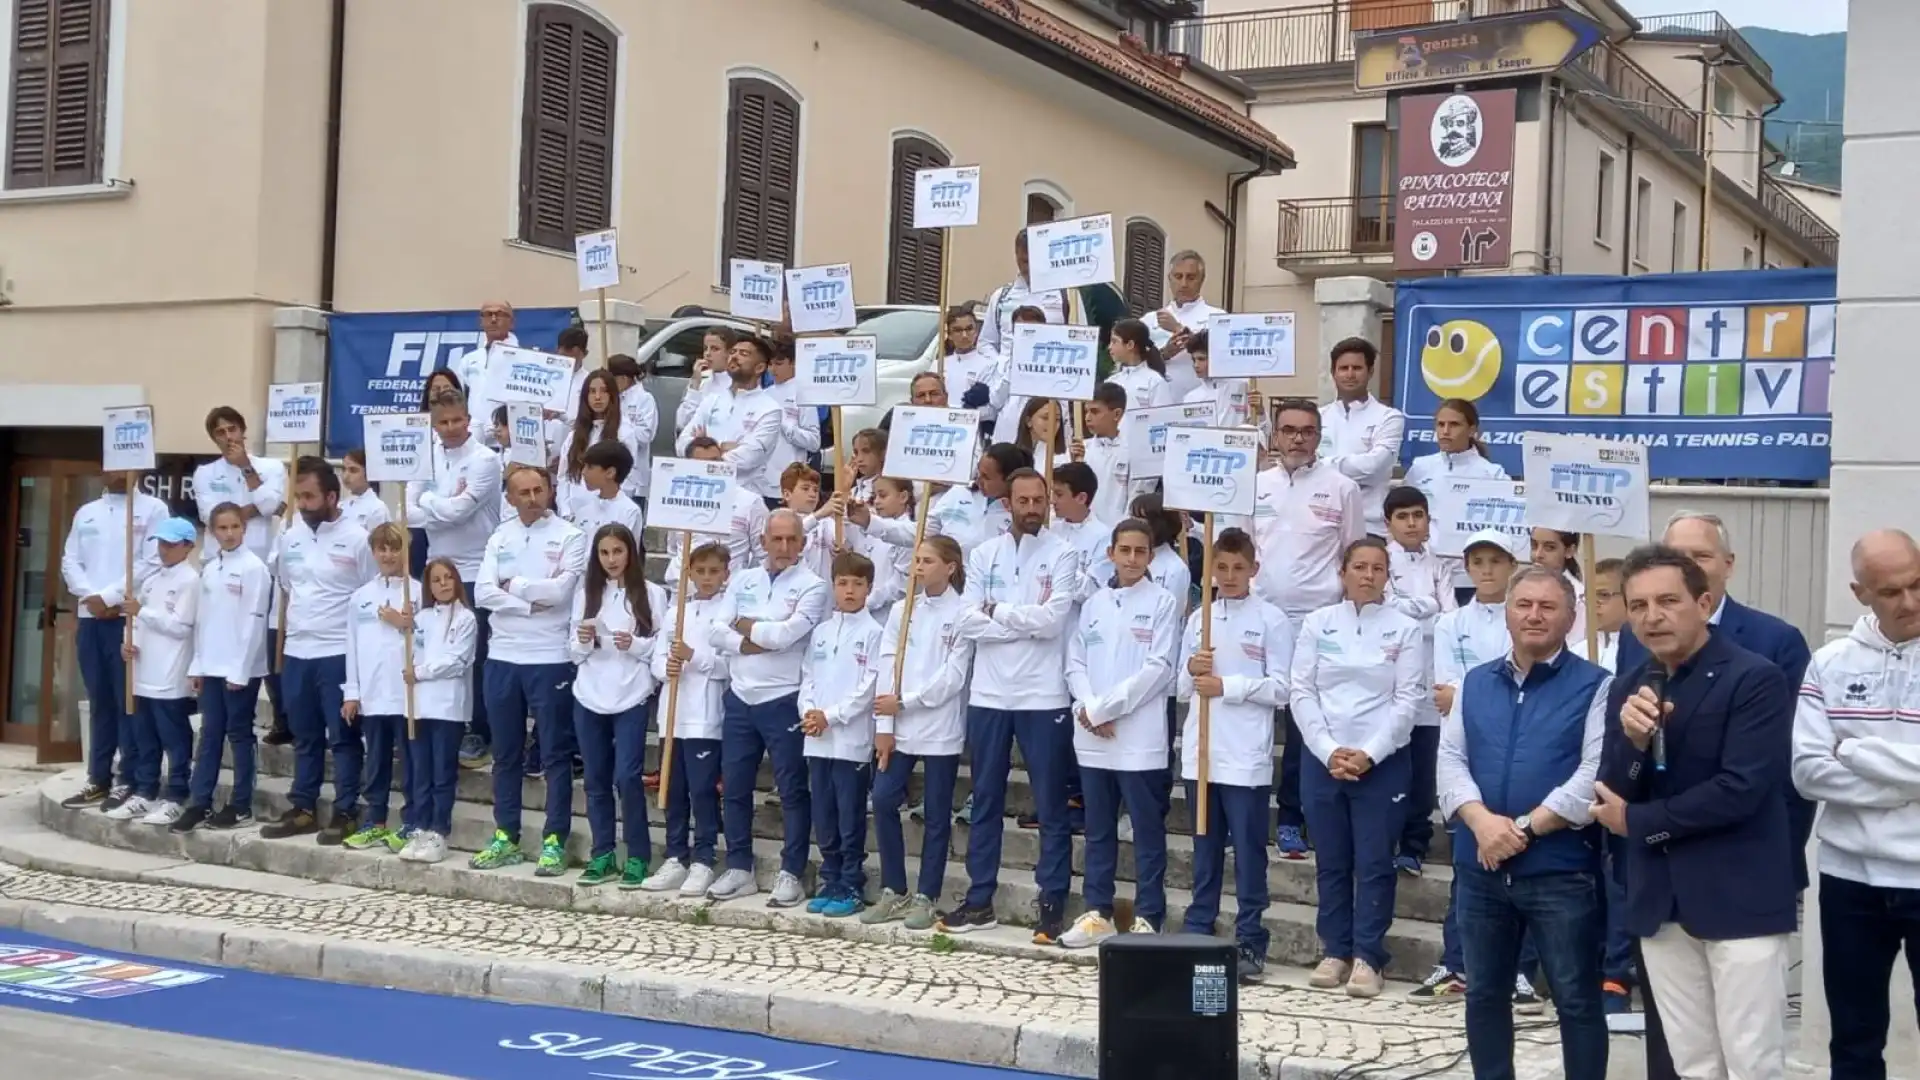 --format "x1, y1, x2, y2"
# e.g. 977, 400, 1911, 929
1420, 319, 1503, 402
